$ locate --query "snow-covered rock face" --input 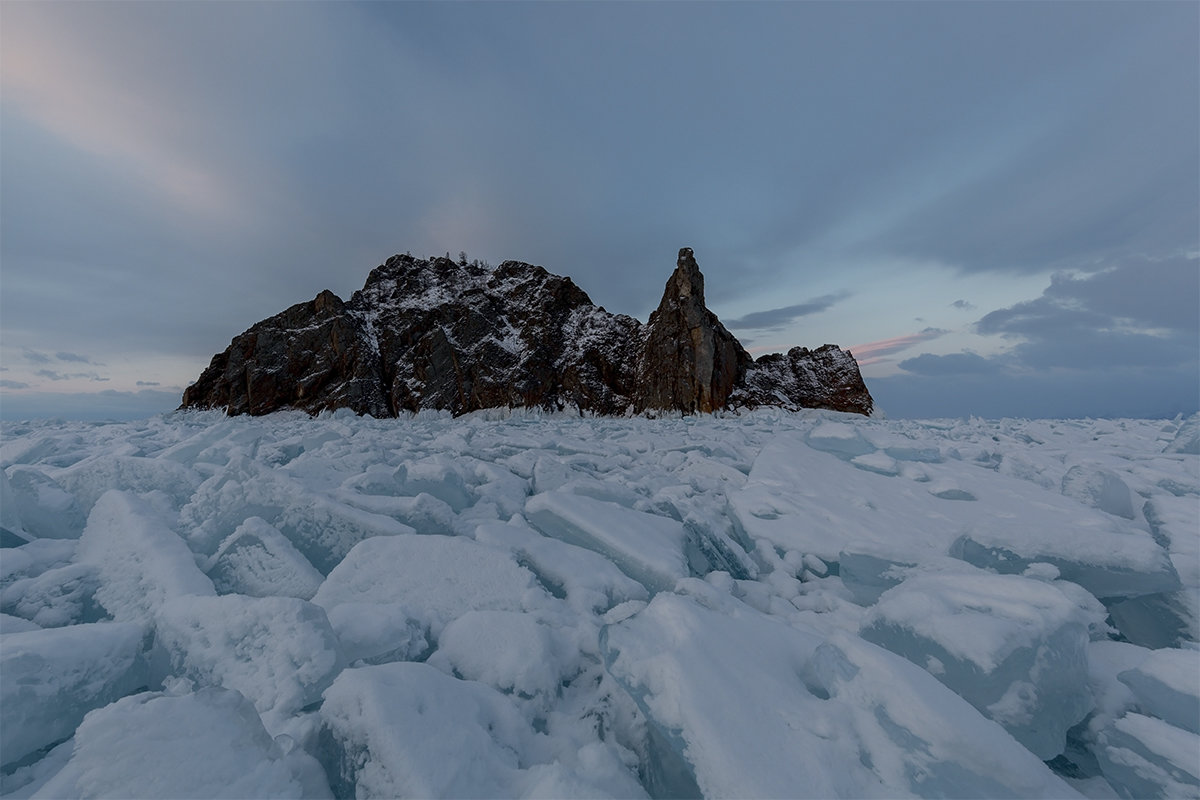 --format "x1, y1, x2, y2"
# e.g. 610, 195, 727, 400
179, 248, 873, 418
0, 410, 1196, 798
